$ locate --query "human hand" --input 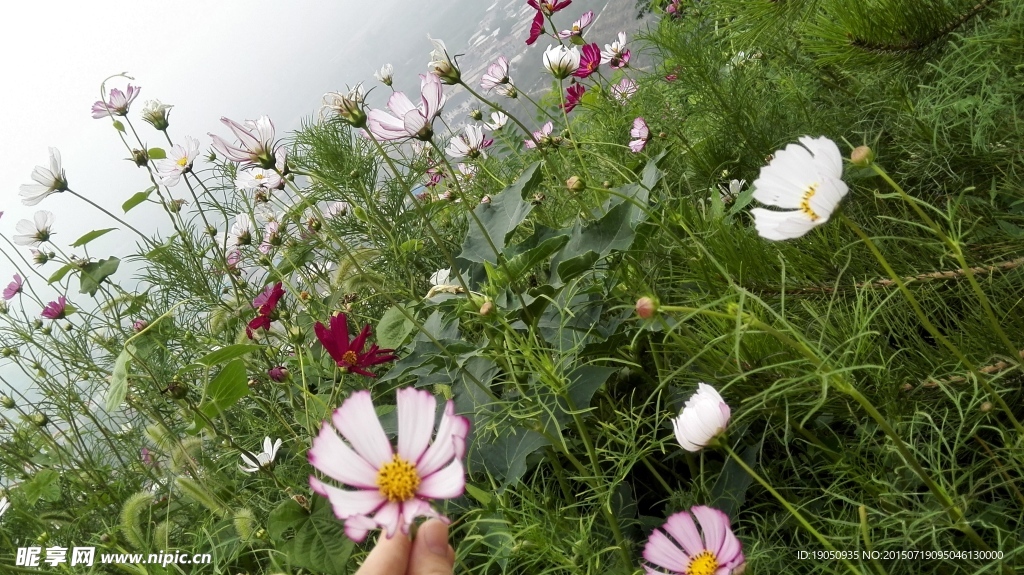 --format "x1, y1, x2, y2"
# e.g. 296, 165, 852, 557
354, 519, 456, 575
